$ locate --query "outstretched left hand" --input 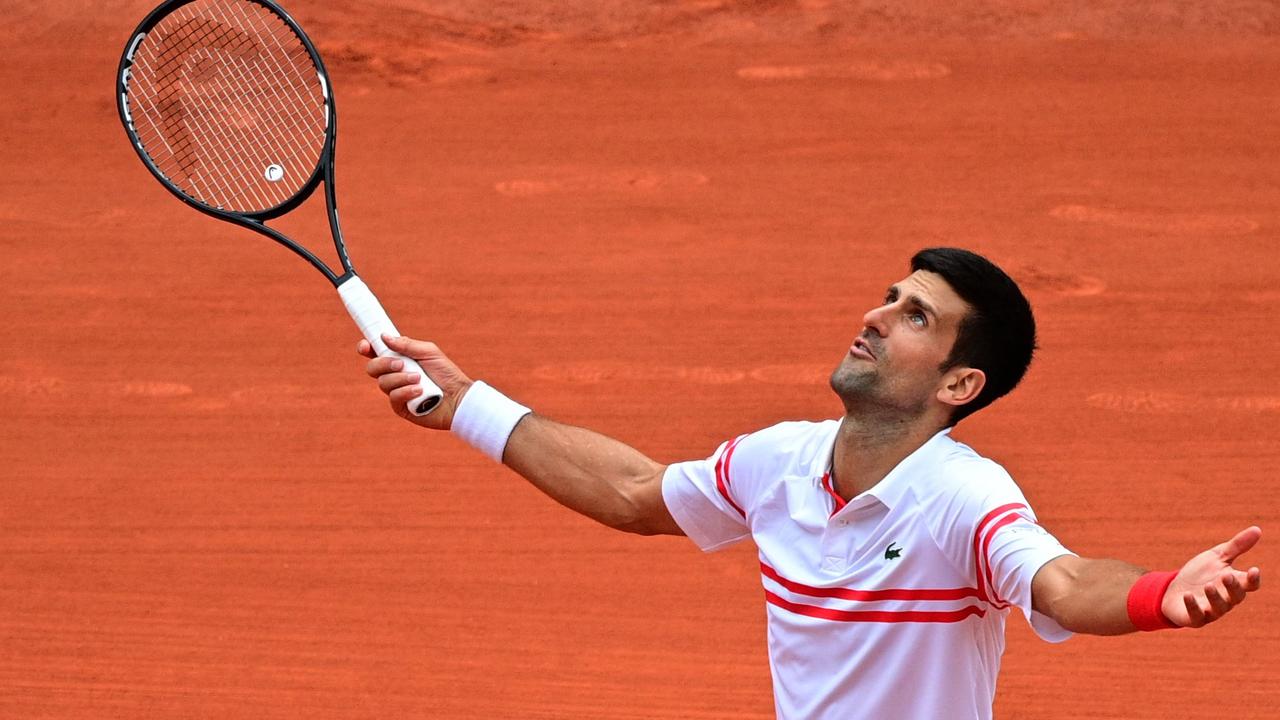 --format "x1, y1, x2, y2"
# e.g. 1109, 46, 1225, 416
1162, 526, 1263, 628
